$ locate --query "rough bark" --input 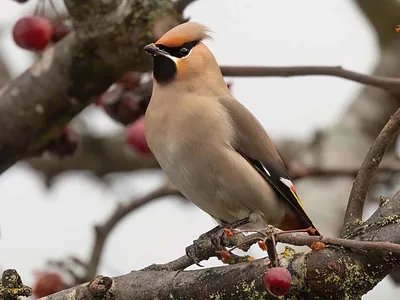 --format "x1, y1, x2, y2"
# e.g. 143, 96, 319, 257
39, 191, 400, 299
0, 0, 181, 174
